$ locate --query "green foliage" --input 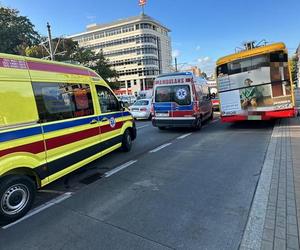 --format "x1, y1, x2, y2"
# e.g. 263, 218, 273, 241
0, 5, 119, 89
290, 55, 298, 85
0, 6, 40, 54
